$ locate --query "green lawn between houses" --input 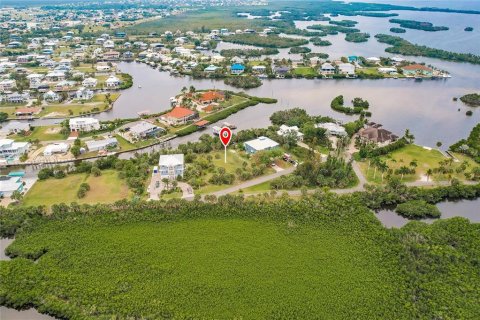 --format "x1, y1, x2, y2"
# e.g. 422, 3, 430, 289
22, 170, 131, 207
